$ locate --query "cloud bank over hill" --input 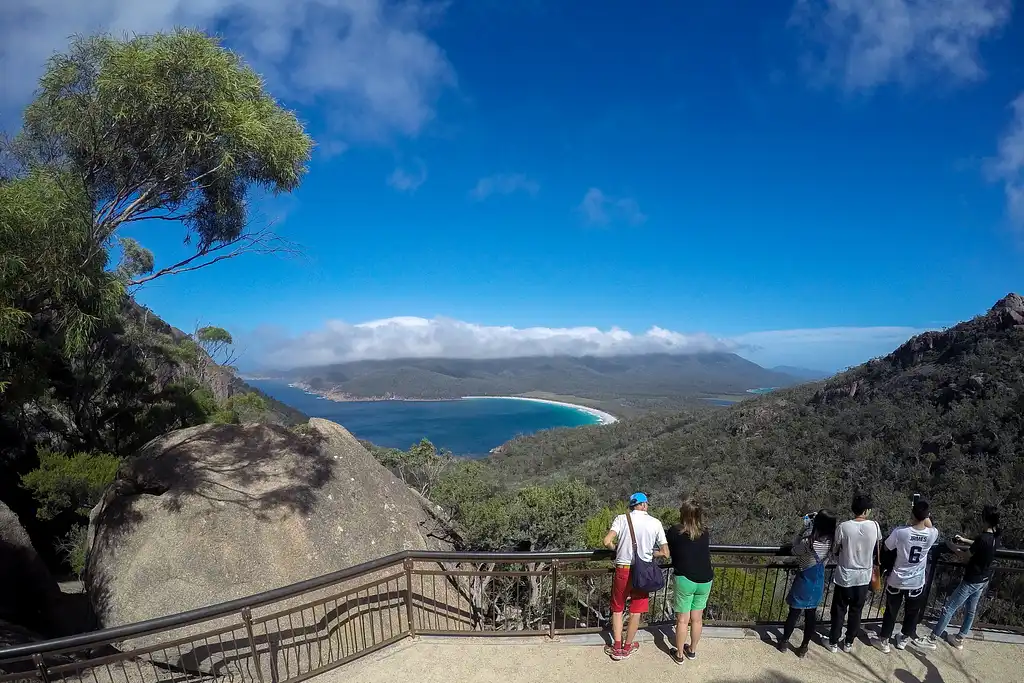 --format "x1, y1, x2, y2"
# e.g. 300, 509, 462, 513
248, 316, 925, 371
